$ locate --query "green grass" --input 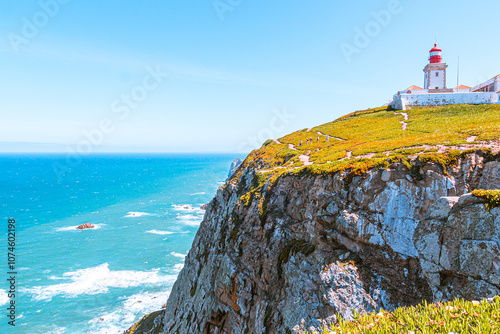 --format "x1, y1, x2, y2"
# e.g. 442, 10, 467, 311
231, 104, 500, 181
315, 297, 500, 334
228, 104, 500, 219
